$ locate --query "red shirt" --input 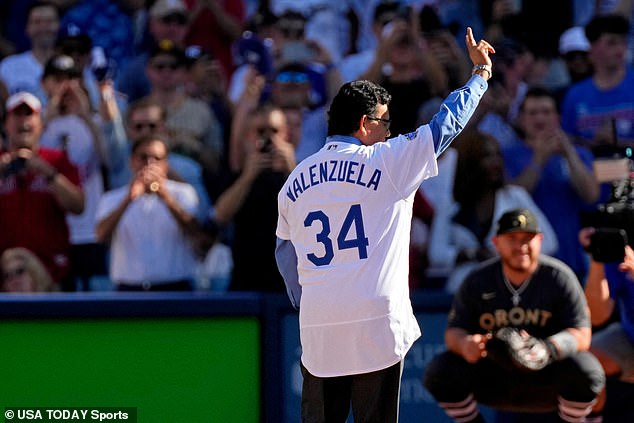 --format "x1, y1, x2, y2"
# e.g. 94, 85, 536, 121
0, 148, 82, 284
184, 0, 246, 79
